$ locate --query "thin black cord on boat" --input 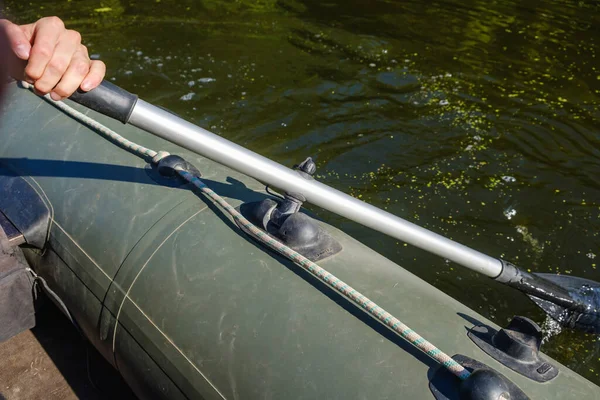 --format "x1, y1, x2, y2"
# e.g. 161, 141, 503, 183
28, 268, 102, 393
29, 268, 80, 333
